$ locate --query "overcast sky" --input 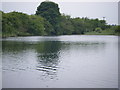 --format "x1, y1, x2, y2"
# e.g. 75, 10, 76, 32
1, 1, 118, 25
